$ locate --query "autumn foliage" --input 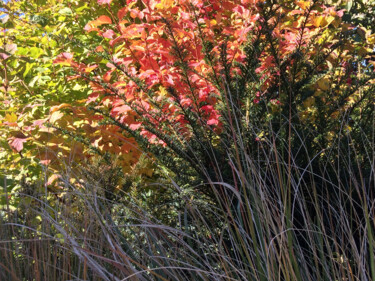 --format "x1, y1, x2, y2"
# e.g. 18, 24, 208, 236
2, 1, 375, 280
1, 0, 375, 191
